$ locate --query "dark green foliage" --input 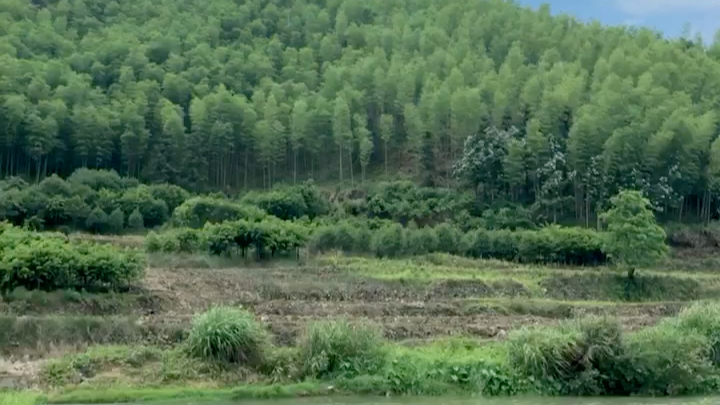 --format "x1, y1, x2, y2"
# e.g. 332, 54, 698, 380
298, 319, 386, 379
148, 184, 191, 213
108, 208, 125, 234
371, 224, 406, 258
507, 314, 720, 396
67, 169, 125, 192
517, 226, 606, 266
241, 189, 309, 221
406, 225, 439, 255
117, 186, 169, 228
85, 207, 108, 234
435, 223, 462, 255
186, 306, 268, 366
151, 217, 307, 260
128, 208, 144, 230
356, 182, 473, 226
172, 197, 266, 229
0, 225, 144, 293
241, 183, 330, 221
